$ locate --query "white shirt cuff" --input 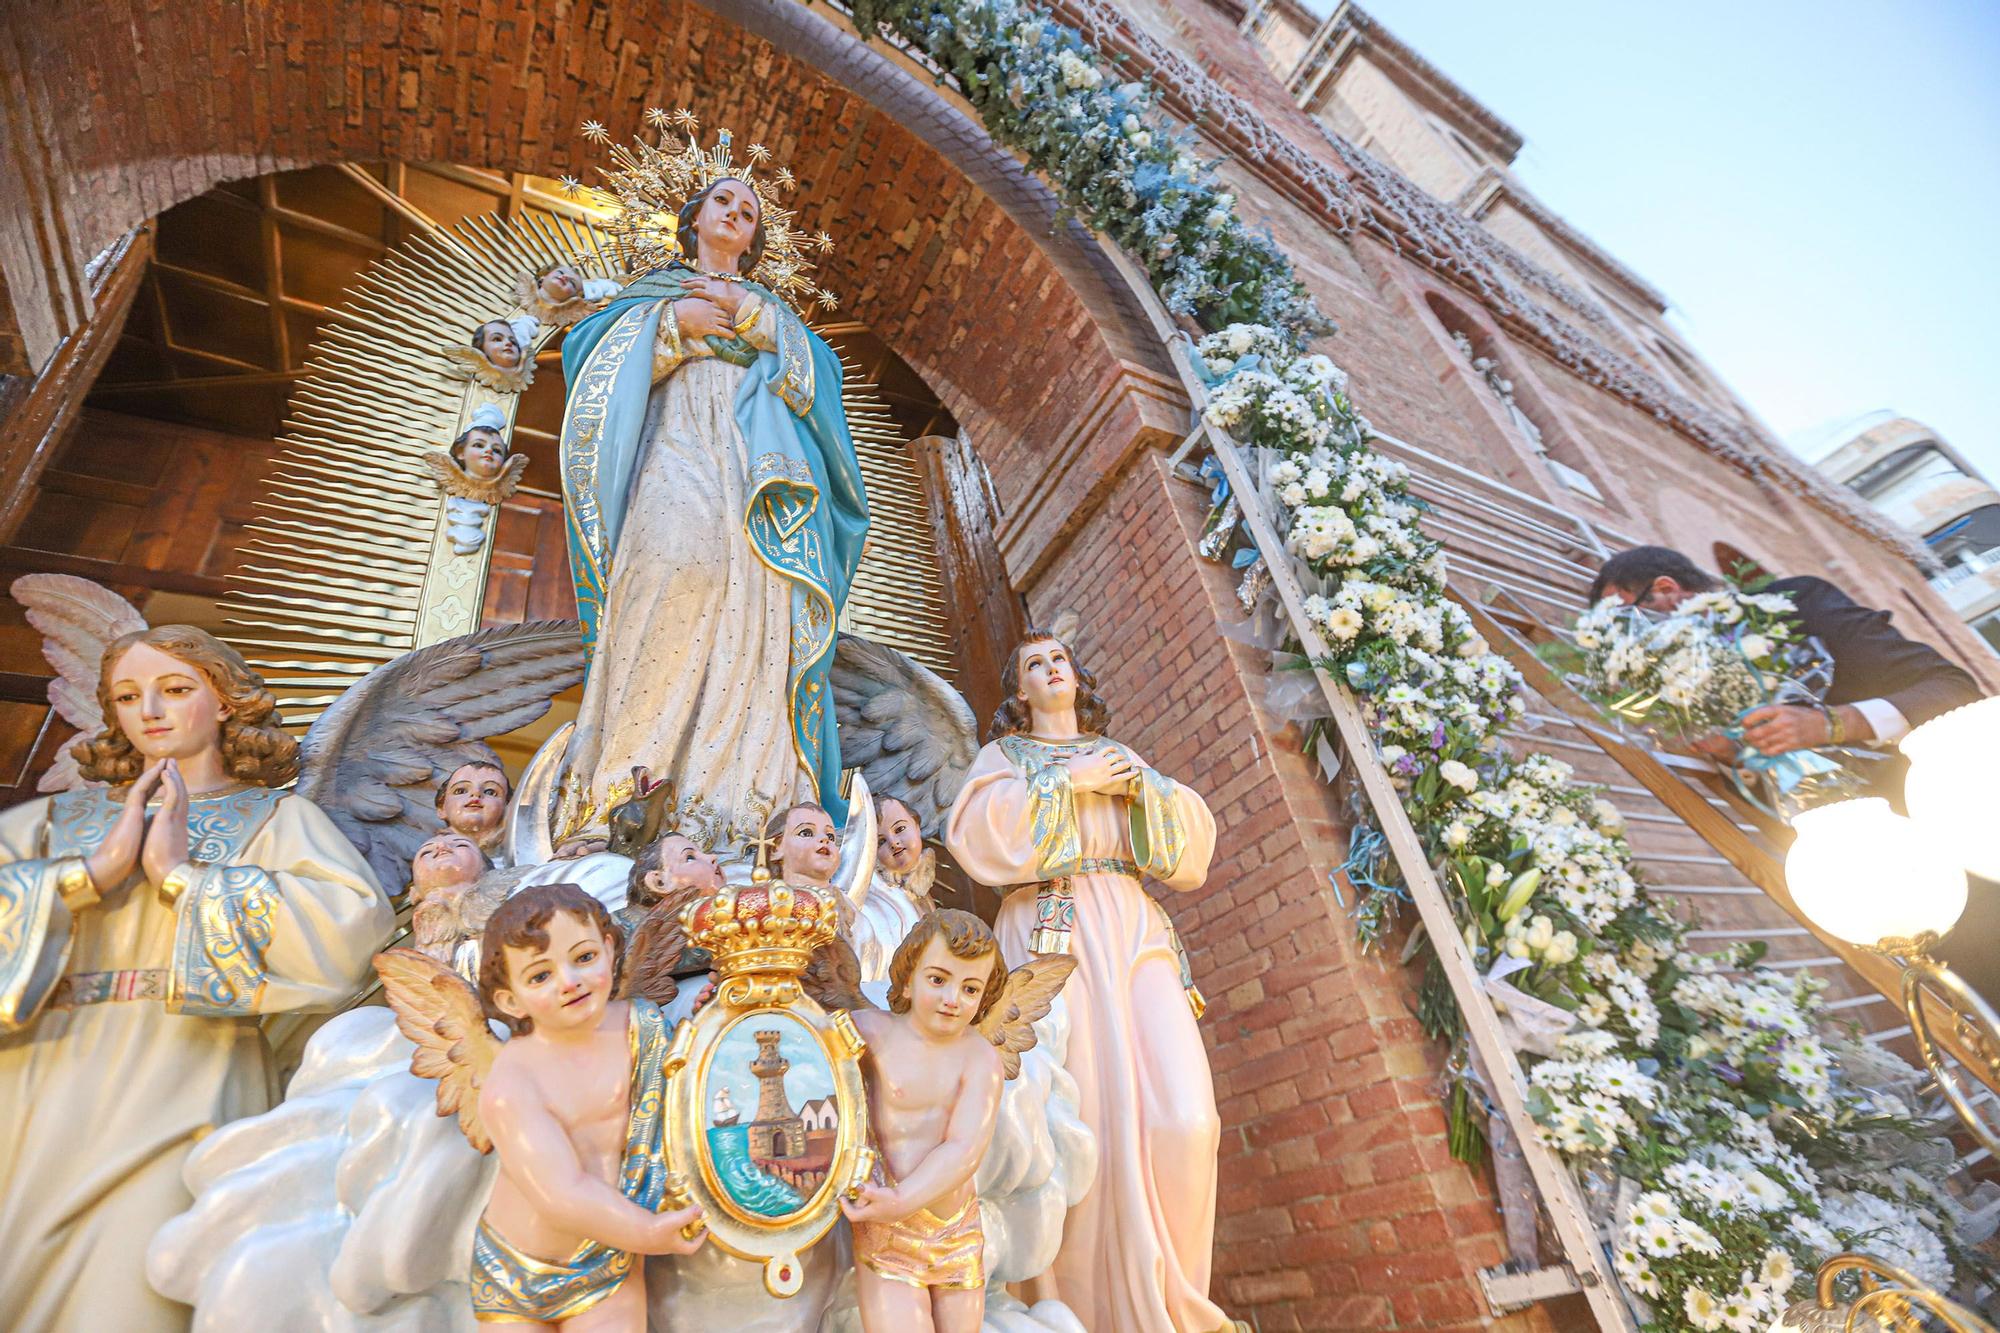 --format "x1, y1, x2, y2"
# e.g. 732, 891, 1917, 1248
1850, 697, 1909, 745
